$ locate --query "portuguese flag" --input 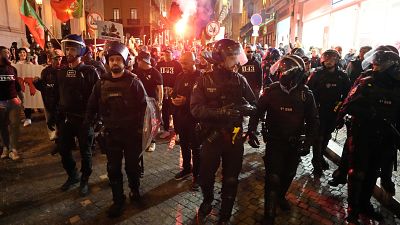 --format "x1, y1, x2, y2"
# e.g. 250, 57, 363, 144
19, 0, 45, 49
50, 0, 83, 23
